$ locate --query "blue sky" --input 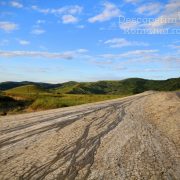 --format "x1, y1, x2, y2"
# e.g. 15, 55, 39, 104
0, 0, 179, 83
